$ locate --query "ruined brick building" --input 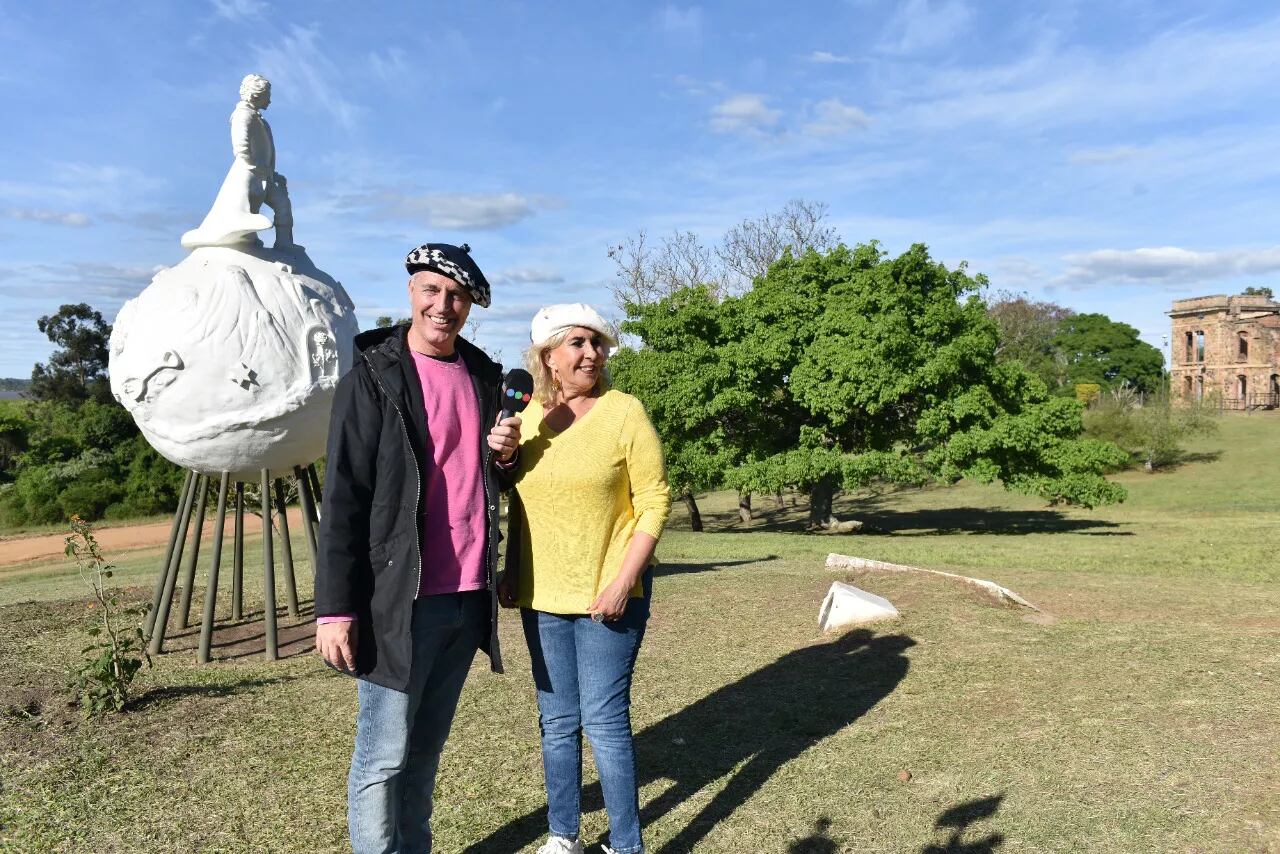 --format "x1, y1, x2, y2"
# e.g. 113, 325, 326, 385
1168, 293, 1280, 408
